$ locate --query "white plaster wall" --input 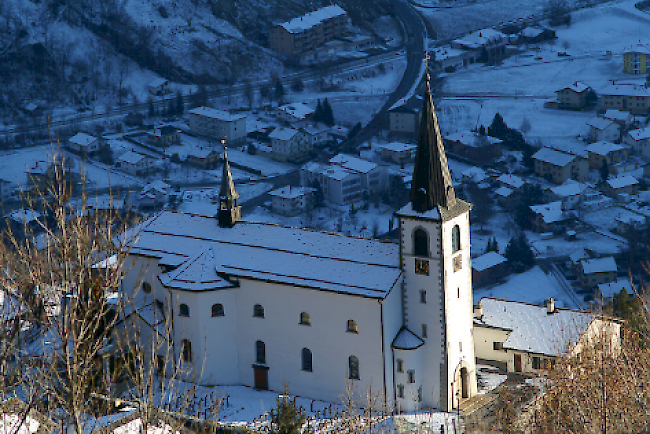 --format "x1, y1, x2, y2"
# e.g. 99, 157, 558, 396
473, 326, 510, 364
122, 255, 165, 310
381, 282, 403, 406
393, 347, 423, 412
235, 279, 386, 403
